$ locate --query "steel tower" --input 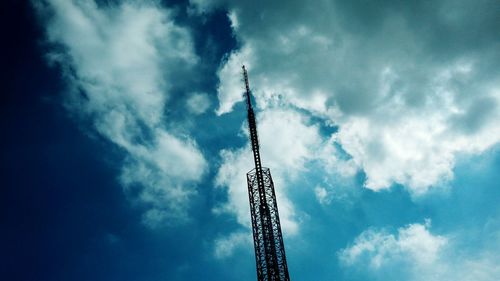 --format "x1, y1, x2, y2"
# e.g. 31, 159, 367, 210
242, 66, 290, 281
